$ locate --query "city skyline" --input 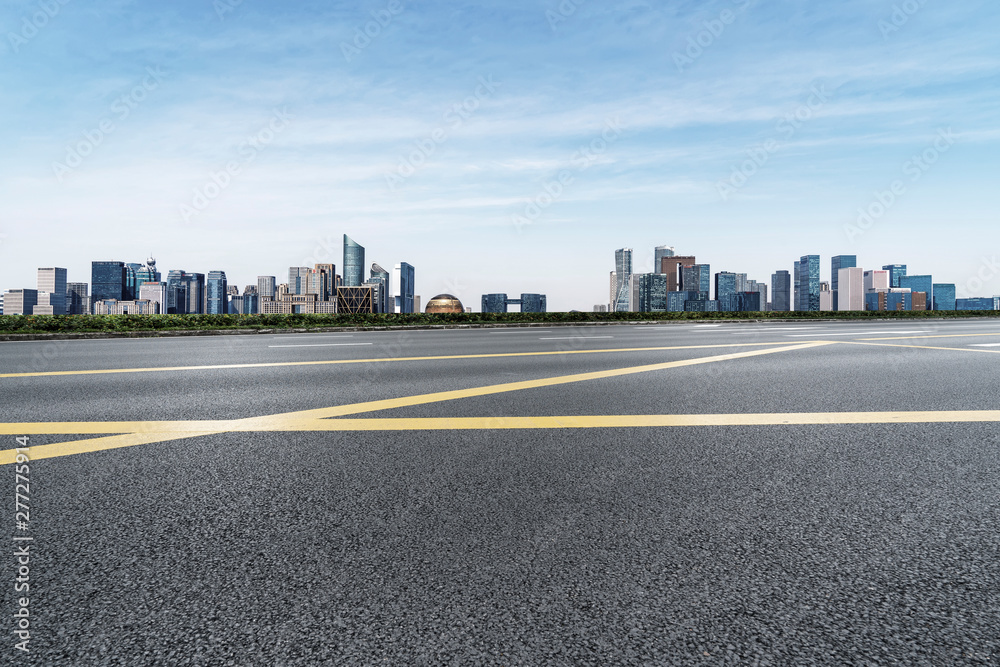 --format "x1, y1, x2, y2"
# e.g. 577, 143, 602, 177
1, 2, 998, 311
